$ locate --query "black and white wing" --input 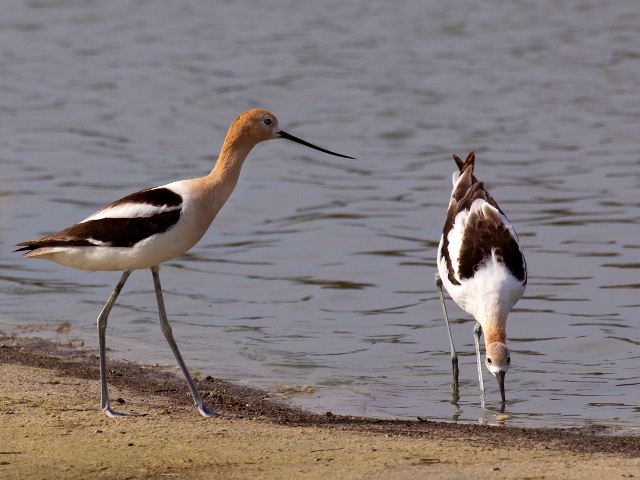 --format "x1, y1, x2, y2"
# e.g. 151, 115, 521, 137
16, 187, 183, 253
440, 152, 527, 286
